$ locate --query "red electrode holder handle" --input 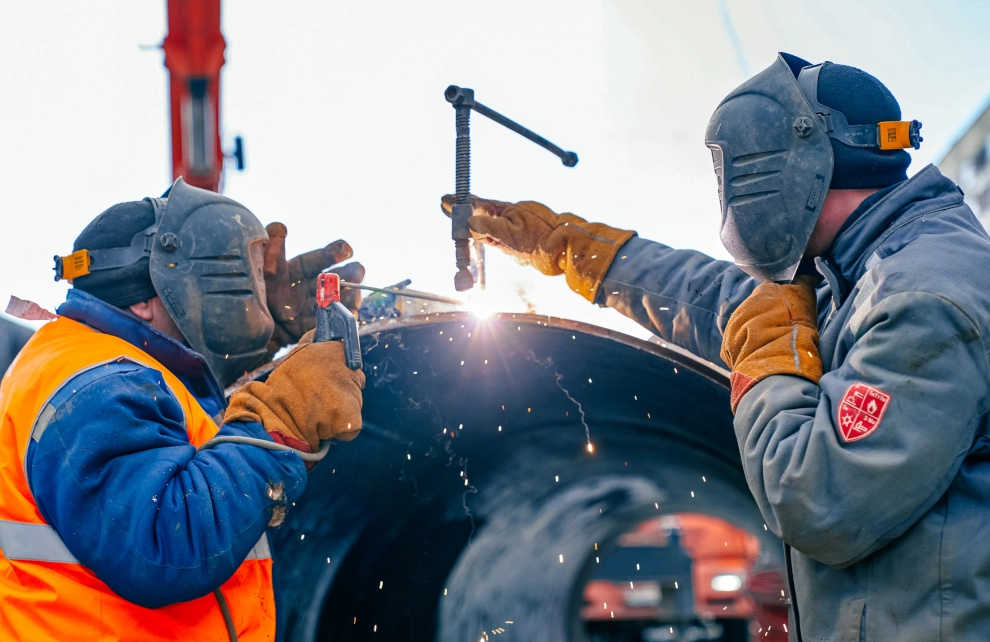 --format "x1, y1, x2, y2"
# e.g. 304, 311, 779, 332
315, 271, 363, 370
